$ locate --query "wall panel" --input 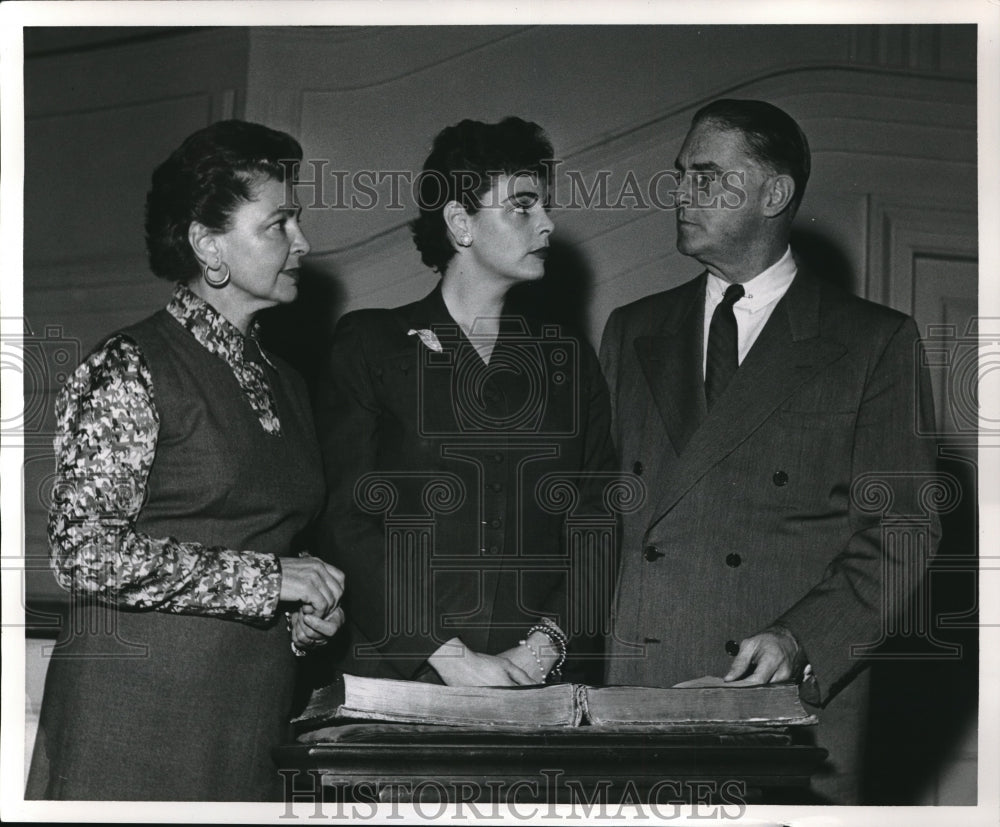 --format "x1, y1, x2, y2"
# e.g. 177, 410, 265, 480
22, 30, 252, 603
